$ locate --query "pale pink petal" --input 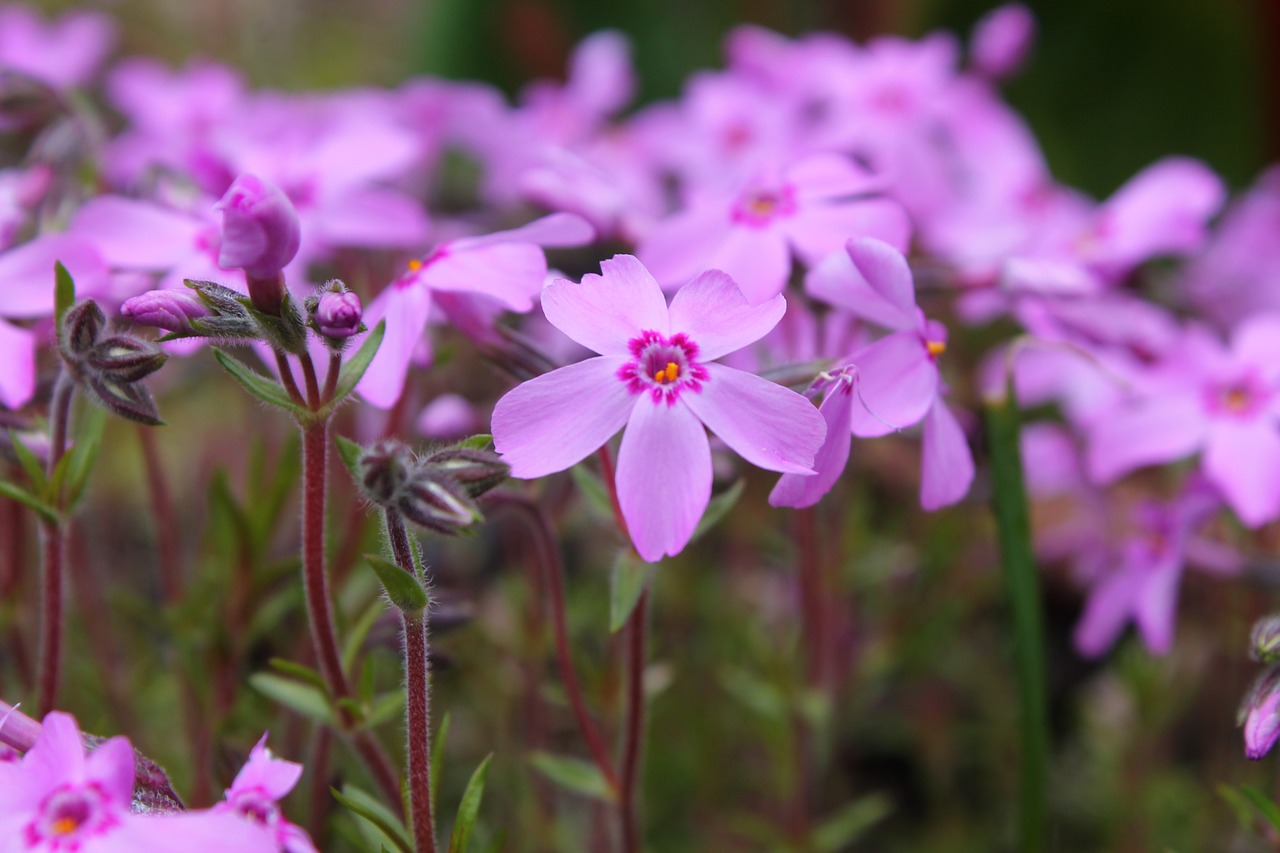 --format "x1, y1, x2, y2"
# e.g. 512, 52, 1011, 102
452, 212, 595, 251
24, 712, 85, 789
768, 381, 853, 508
667, 269, 785, 359
228, 735, 302, 801
492, 357, 634, 478
920, 400, 974, 509
1133, 563, 1181, 655
1203, 420, 1280, 527
0, 319, 36, 409
845, 332, 937, 437
806, 237, 916, 329
112, 811, 277, 853
0, 235, 109, 318
703, 225, 792, 305
1232, 314, 1280, 377
1073, 567, 1143, 658
1001, 256, 1101, 296
616, 398, 712, 562
541, 255, 669, 356
309, 188, 429, 249
70, 197, 205, 270
84, 736, 136, 804
635, 205, 734, 289
422, 242, 546, 312
354, 284, 433, 409
784, 199, 912, 268
786, 153, 883, 201
682, 363, 824, 473
1085, 395, 1206, 483
566, 30, 634, 116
